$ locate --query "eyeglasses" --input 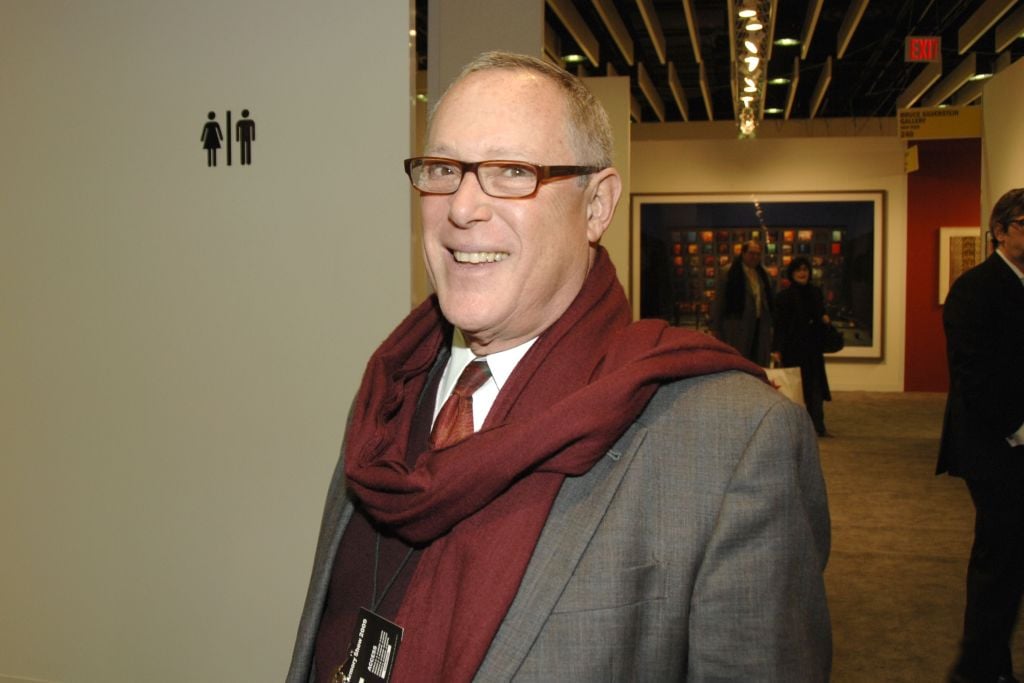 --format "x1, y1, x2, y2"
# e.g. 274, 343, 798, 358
403, 157, 605, 199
